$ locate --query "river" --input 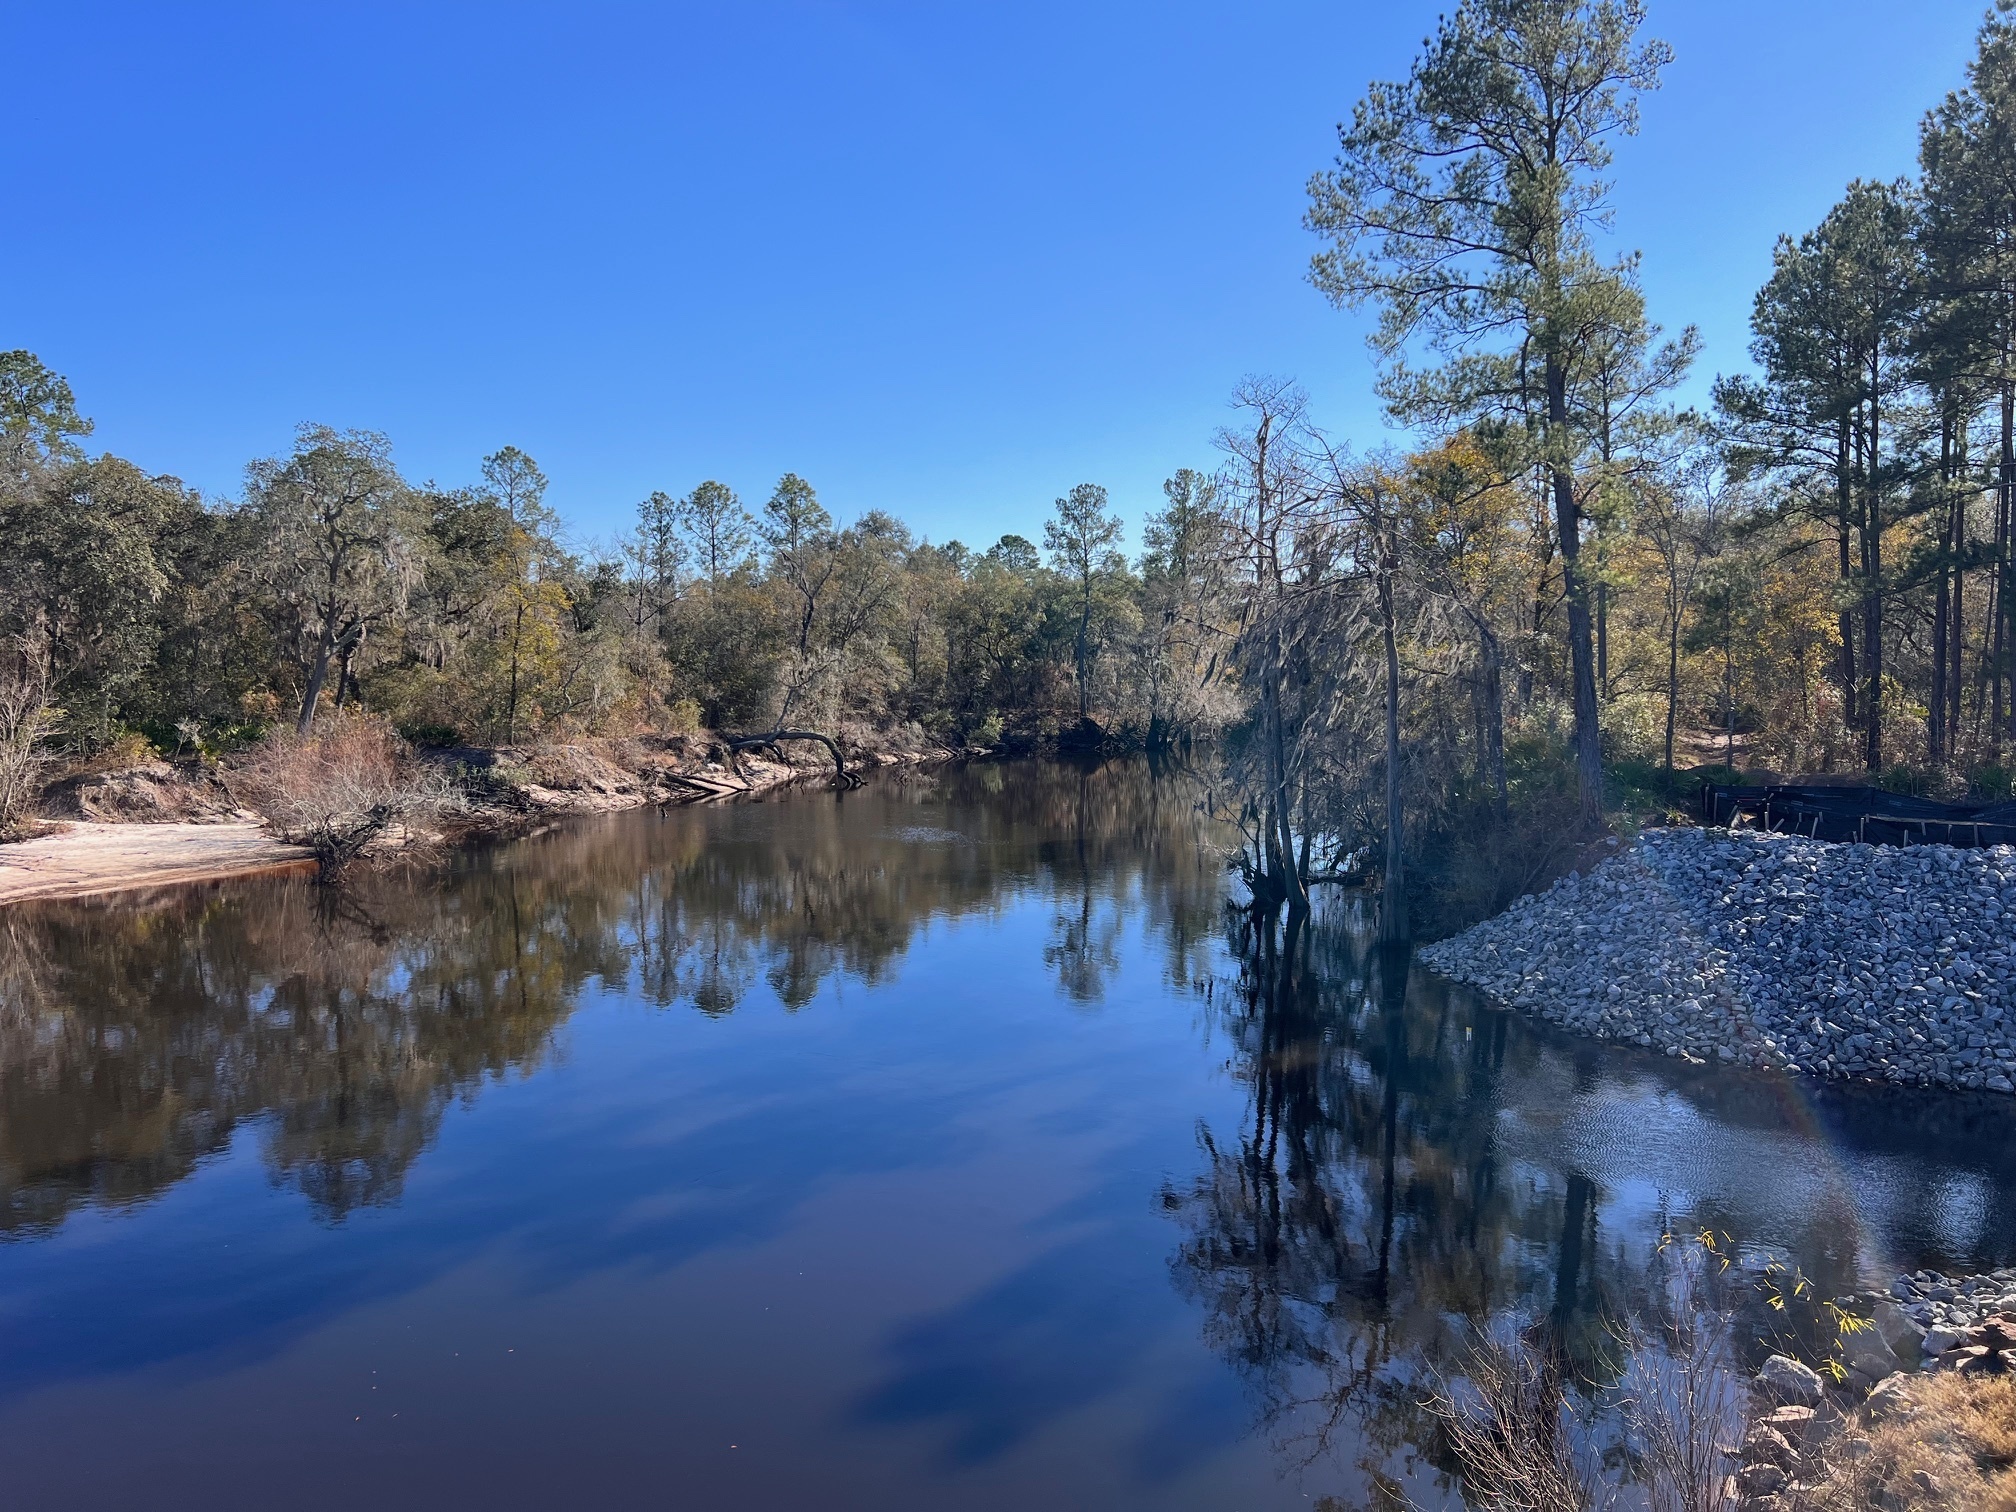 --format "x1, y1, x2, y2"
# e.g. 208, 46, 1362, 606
0, 759, 2010, 1508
